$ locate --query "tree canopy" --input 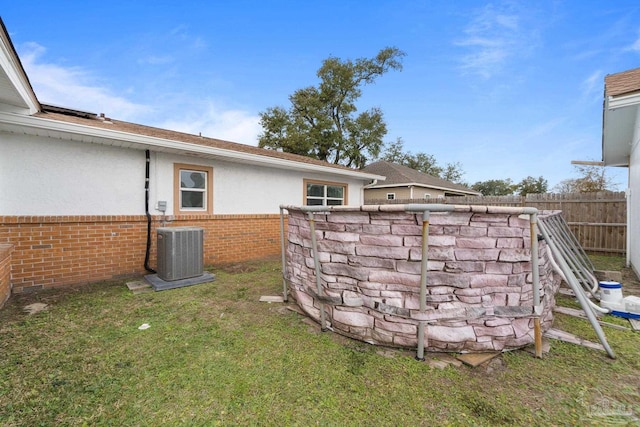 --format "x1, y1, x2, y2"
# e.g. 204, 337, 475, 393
471, 179, 515, 196
554, 164, 619, 193
379, 138, 466, 184
515, 176, 548, 196
471, 176, 548, 196
258, 47, 406, 168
